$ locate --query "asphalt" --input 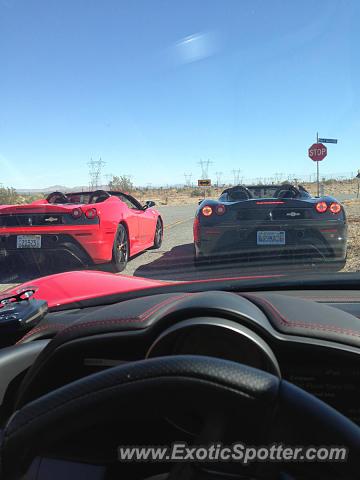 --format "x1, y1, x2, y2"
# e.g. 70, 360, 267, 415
126, 204, 197, 279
